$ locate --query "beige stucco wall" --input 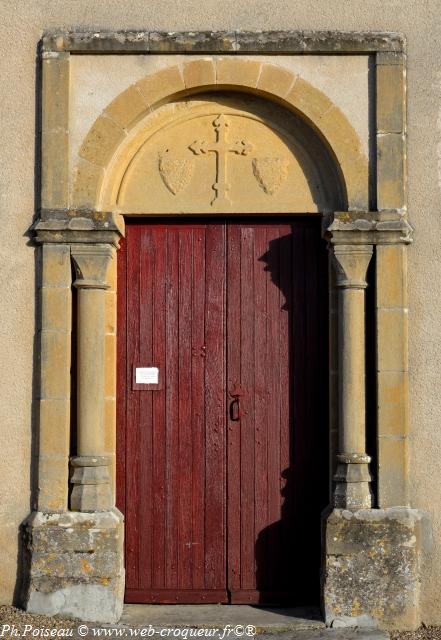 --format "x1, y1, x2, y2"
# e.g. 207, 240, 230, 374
0, 0, 440, 623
